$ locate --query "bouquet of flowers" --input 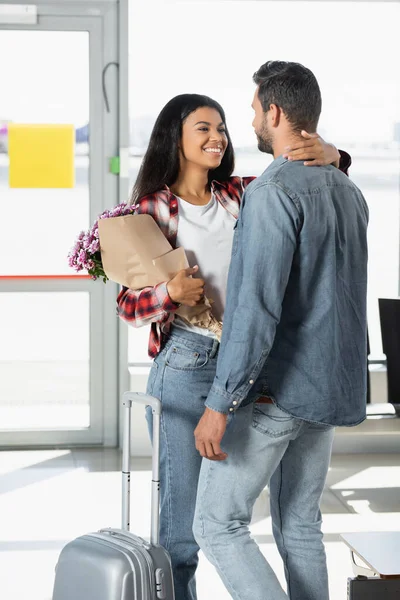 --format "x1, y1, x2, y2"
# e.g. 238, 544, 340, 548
68, 201, 222, 339
67, 203, 137, 281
